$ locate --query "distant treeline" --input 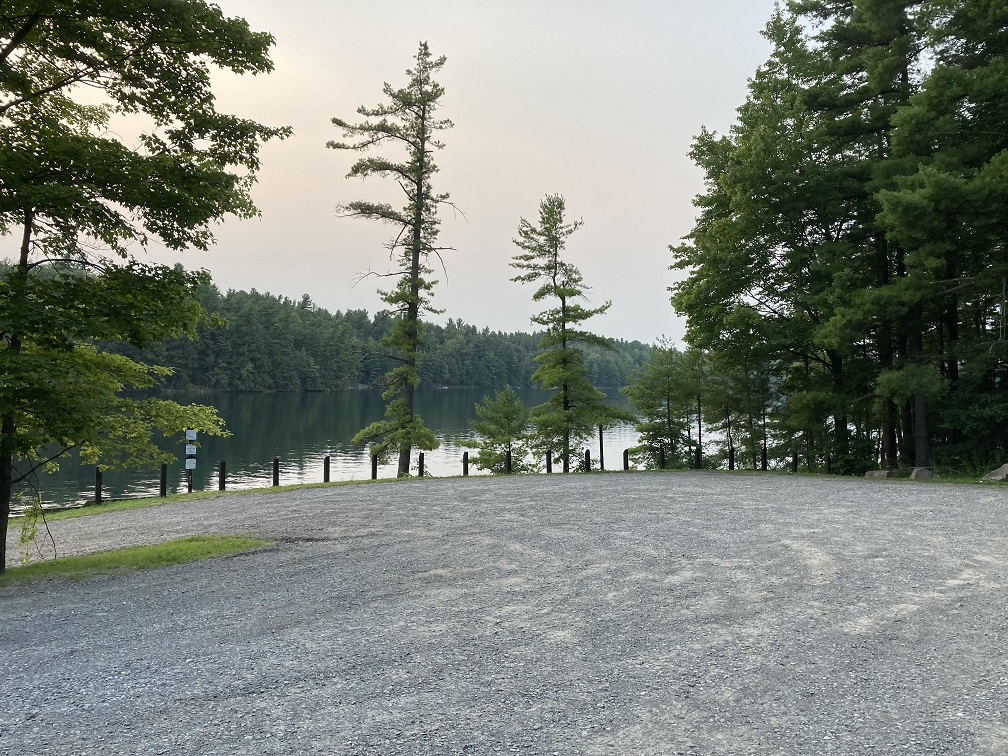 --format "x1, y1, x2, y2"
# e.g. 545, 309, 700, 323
118, 285, 652, 392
